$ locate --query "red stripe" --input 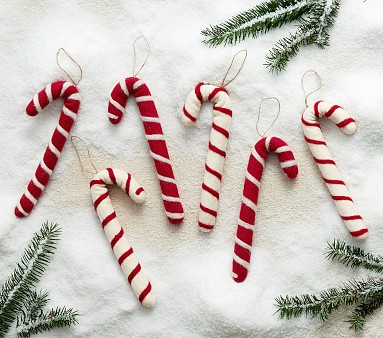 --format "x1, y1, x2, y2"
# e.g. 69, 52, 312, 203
94, 192, 109, 209
208, 87, 226, 101
337, 118, 355, 128
198, 221, 214, 230
139, 282, 152, 303
209, 142, 226, 157
350, 228, 368, 237
314, 101, 322, 119
342, 215, 363, 221
323, 178, 345, 185
111, 228, 124, 249
326, 105, 342, 117
125, 173, 131, 195
200, 204, 217, 217
332, 195, 353, 202
135, 187, 144, 195
195, 83, 203, 103
212, 123, 229, 138
301, 116, 320, 128
128, 264, 142, 284
183, 106, 196, 122
107, 168, 117, 185
90, 179, 105, 188
202, 183, 219, 199
205, 164, 222, 181
102, 212, 117, 228
314, 157, 336, 165
118, 247, 134, 265
305, 136, 326, 145
214, 106, 232, 117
